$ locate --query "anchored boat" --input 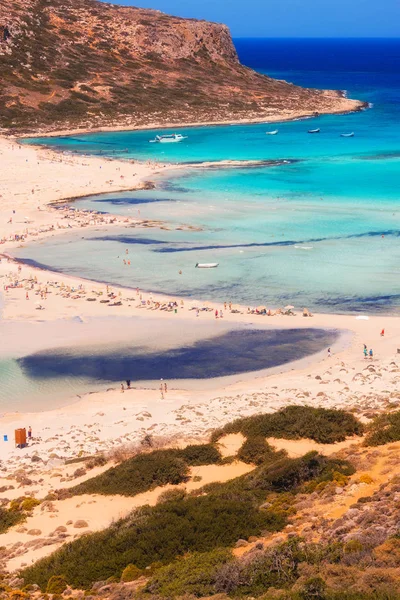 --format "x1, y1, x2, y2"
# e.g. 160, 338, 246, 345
340, 132, 355, 137
149, 133, 188, 143
195, 263, 219, 269
266, 129, 278, 135
308, 128, 320, 133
